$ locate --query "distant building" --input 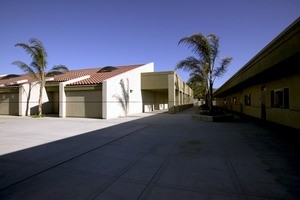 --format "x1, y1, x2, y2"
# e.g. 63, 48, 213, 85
214, 18, 300, 129
0, 63, 193, 118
